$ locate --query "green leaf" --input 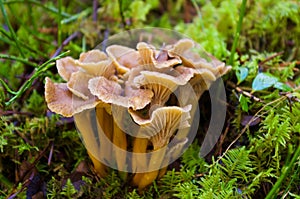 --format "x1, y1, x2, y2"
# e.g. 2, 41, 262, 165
273, 82, 292, 92
252, 72, 278, 91
239, 95, 250, 112
236, 67, 248, 84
